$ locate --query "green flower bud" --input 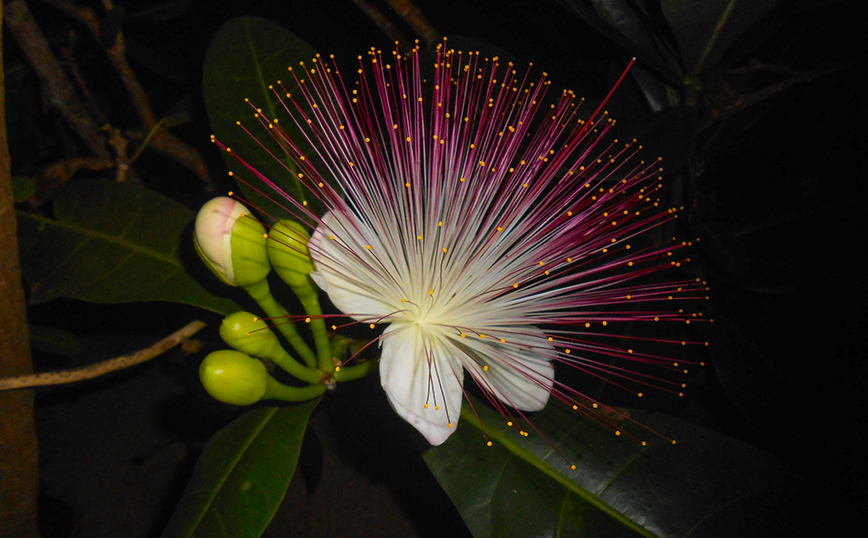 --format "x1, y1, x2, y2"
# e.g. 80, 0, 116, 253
220, 311, 290, 363
219, 311, 324, 386
199, 349, 267, 406
194, 197, 270, 287
266, 220, 315, 294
